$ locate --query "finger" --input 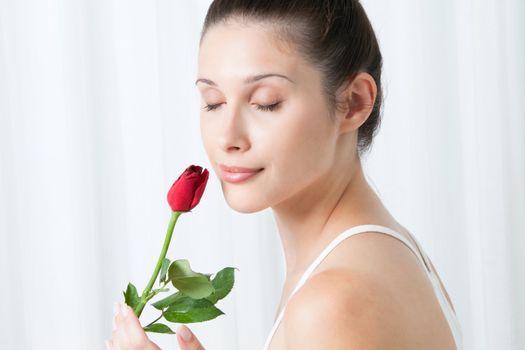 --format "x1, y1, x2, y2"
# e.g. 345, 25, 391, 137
147, 341, 162, 350
111, 324, 125, 350
176, 325, 205, 350
113, 303, 131, 348
119, 303, 150, 346
107, 338, 122, 350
